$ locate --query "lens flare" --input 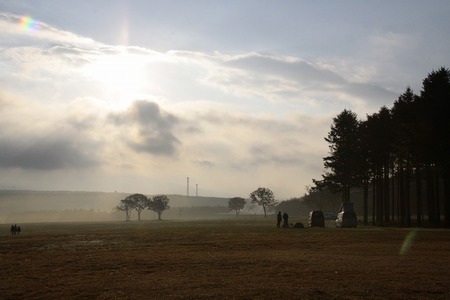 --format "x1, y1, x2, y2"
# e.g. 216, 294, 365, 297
20, 15, 39, 31
399, 228, 418, 256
